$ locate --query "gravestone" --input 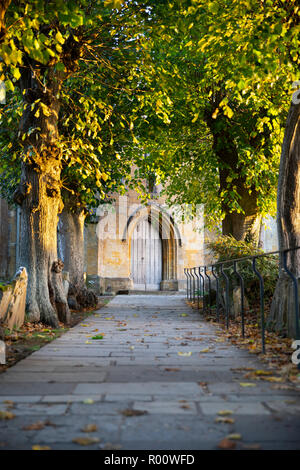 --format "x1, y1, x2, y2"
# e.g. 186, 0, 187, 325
0, 267, 27, 330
